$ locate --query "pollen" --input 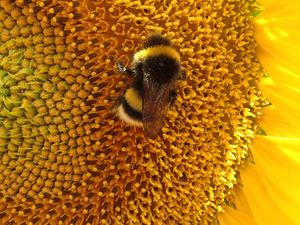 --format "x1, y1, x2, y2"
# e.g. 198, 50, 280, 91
0, 0, 263, 225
